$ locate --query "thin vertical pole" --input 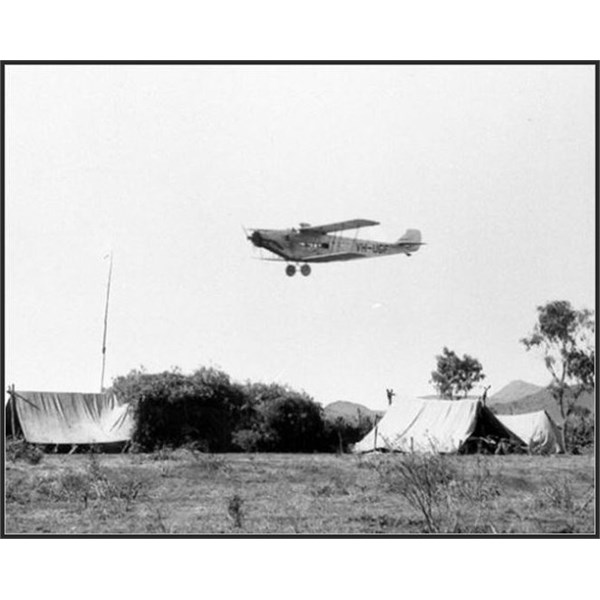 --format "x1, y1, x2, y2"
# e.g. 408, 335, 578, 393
100, 252, 113, 392
10, 383, 16, 438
